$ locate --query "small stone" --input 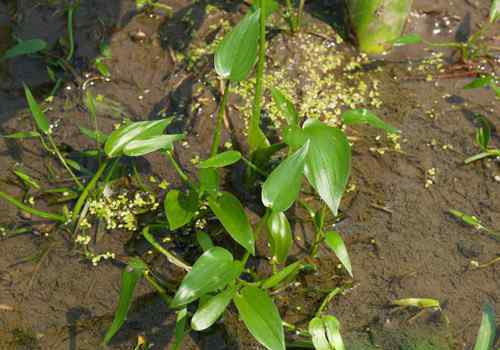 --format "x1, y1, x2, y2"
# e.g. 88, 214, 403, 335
457, 240, 482, 259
